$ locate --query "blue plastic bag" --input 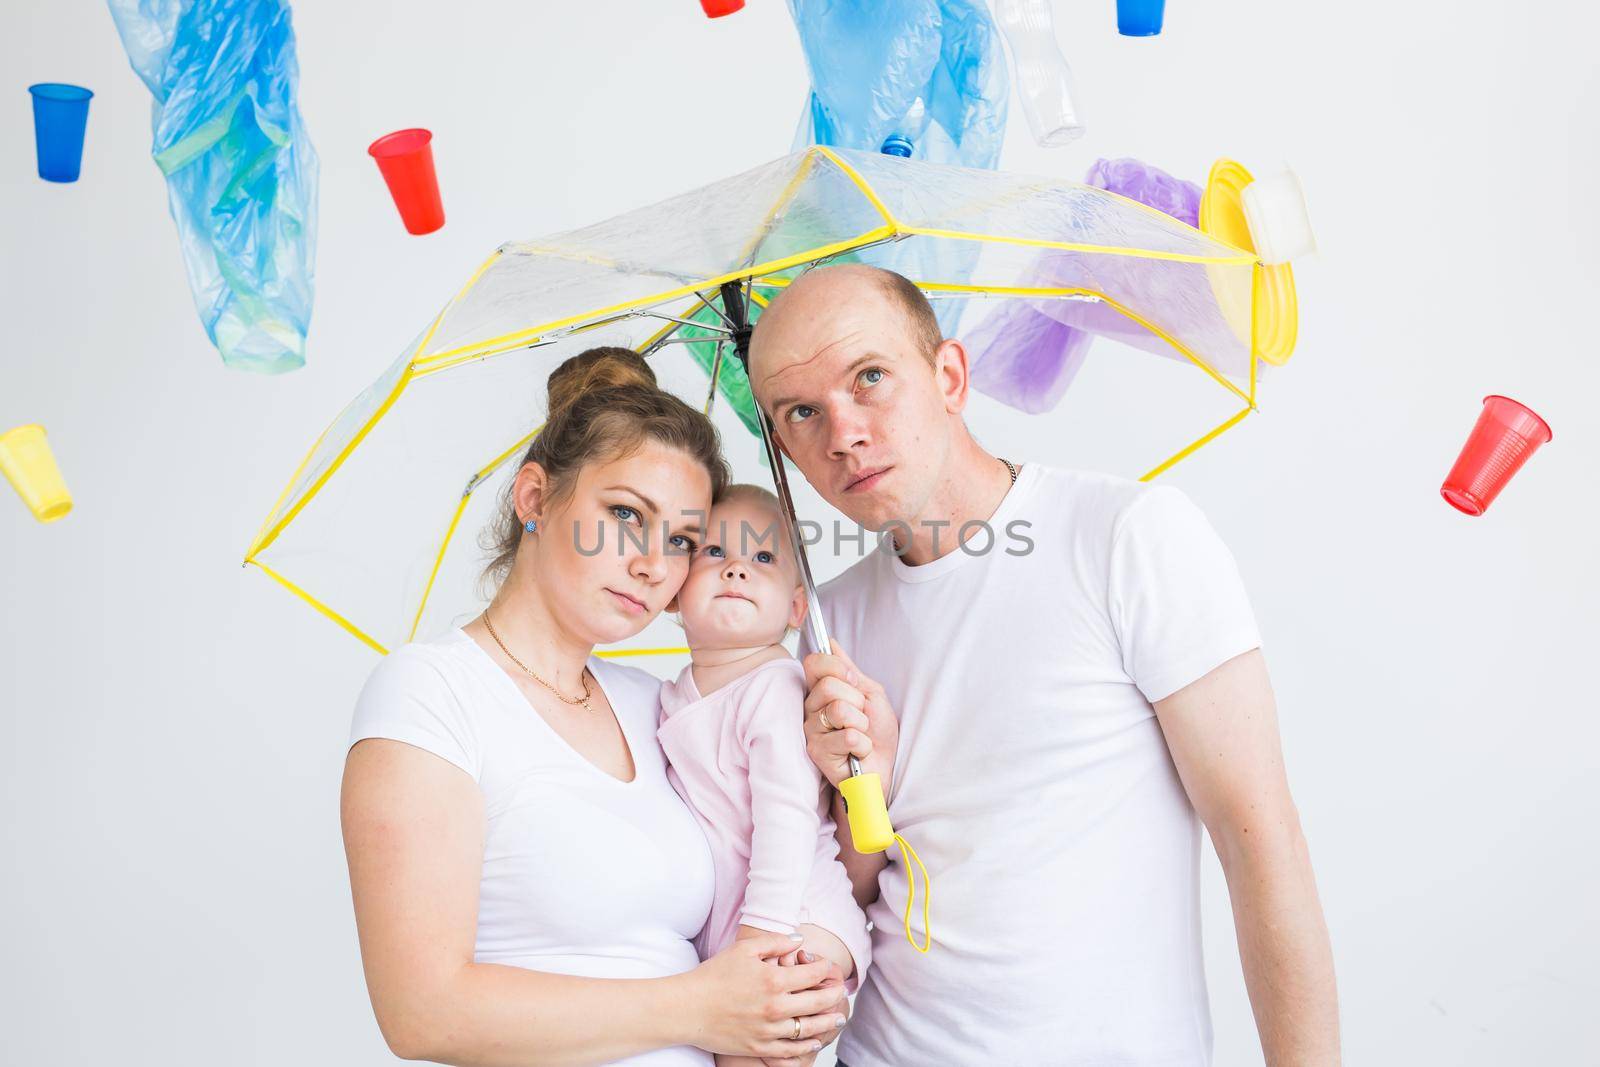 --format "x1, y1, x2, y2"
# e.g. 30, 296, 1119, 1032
107, 0, 318, 374
786, 0, 1008, 335
788, 0, 1008, 171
